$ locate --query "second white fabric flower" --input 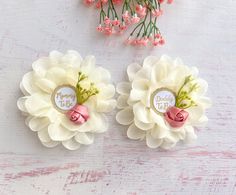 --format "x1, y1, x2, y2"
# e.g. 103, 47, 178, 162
116, 55, 211, 149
